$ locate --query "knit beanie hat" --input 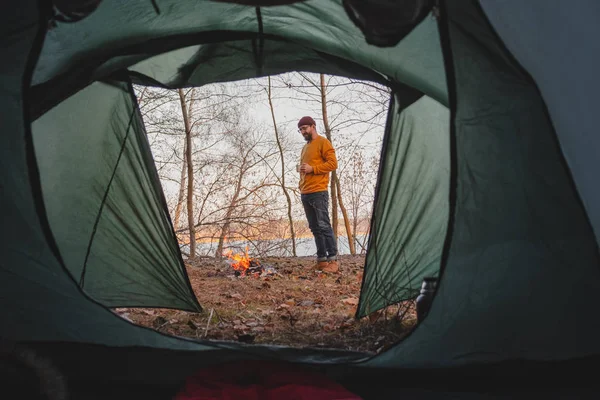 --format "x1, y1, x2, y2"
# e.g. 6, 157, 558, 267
297, 116, 316, 128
